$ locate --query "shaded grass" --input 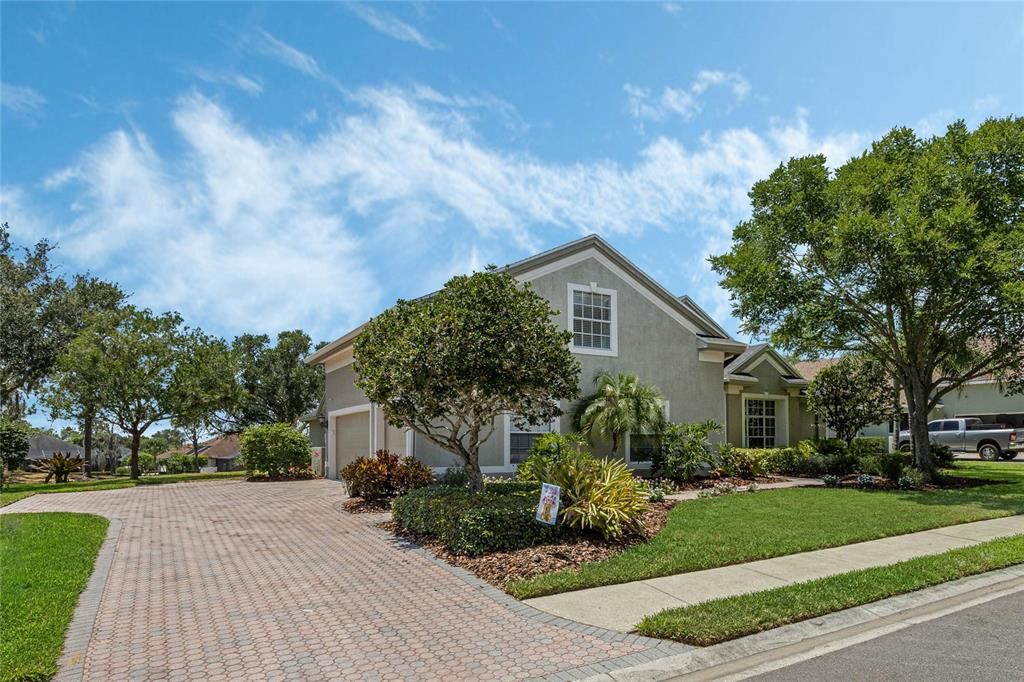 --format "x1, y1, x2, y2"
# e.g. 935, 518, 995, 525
508, 462, 1024, 599
0, 471, 246, 507
636, 534, 1024, 646
0, 513, 109, 682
